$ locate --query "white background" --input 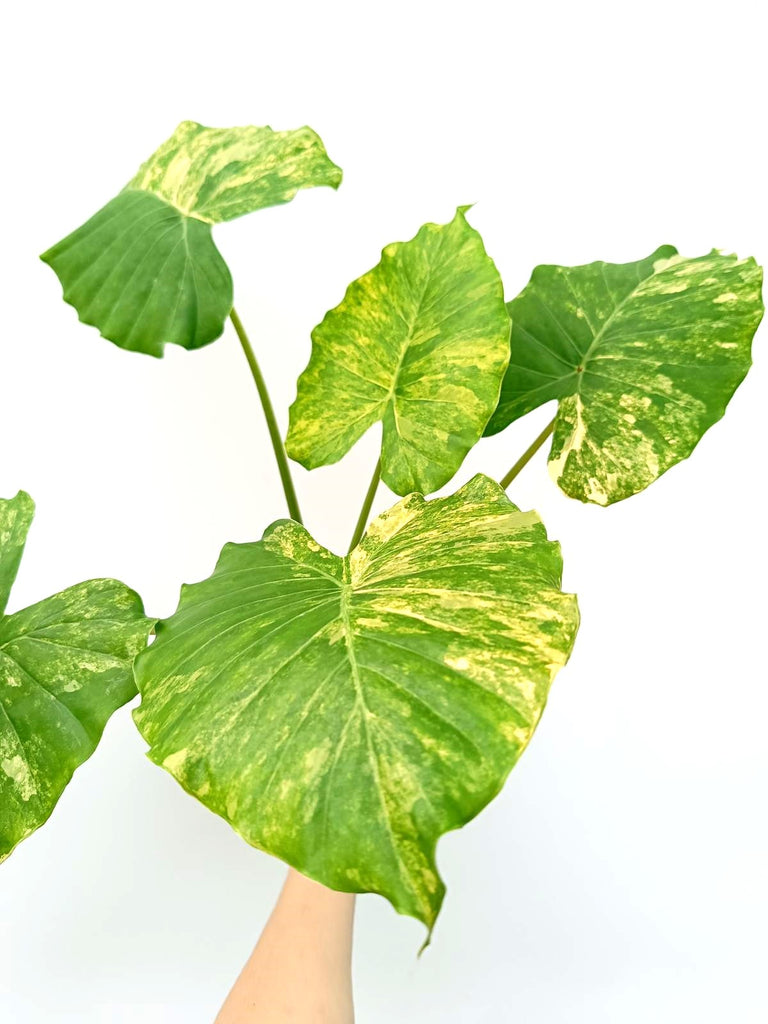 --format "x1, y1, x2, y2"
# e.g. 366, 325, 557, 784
1, 2, 766, 1021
